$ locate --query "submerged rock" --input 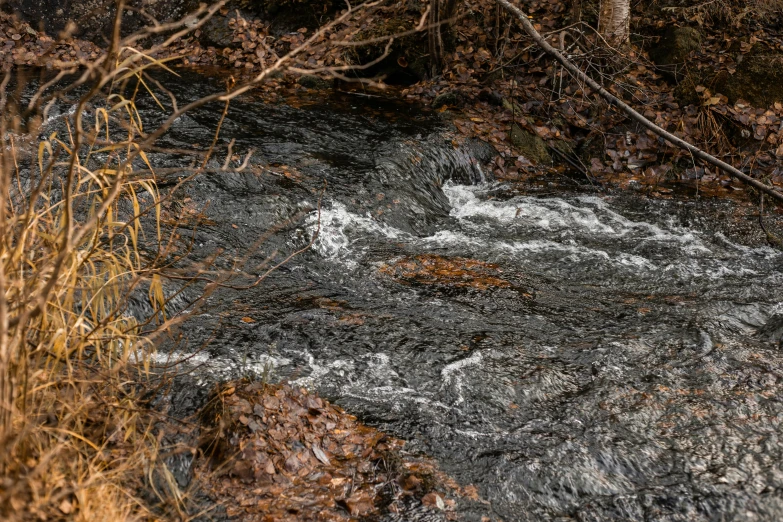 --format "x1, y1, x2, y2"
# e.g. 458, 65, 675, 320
380, 254, 528, 293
